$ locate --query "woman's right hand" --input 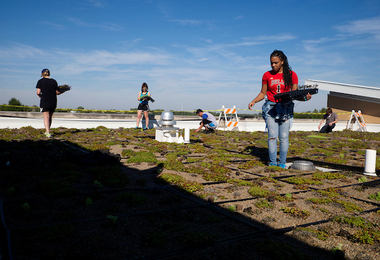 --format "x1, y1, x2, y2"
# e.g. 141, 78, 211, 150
248, 101, 255, 110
